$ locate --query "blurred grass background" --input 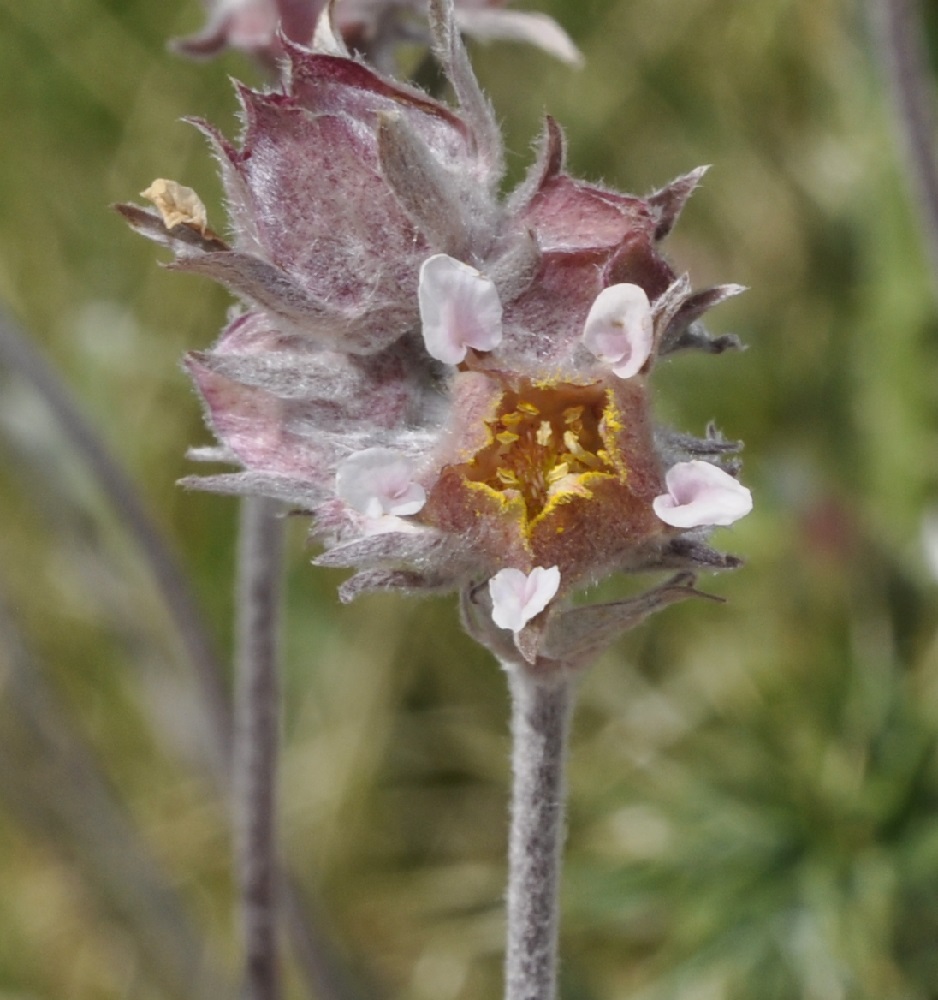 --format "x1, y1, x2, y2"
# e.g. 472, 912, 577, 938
2, 0, 938, 997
